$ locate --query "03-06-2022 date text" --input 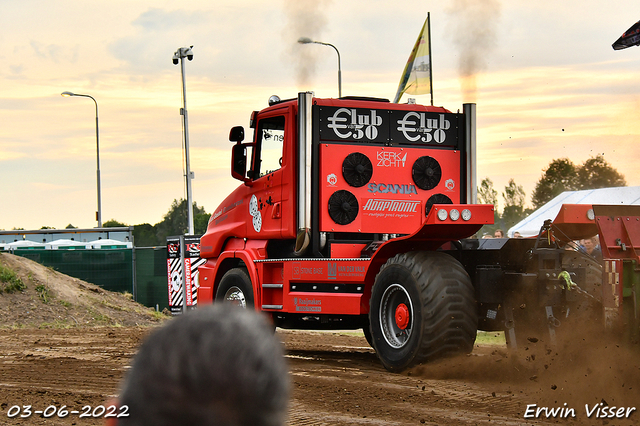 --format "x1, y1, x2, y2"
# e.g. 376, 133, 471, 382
6, 404, 129, 419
